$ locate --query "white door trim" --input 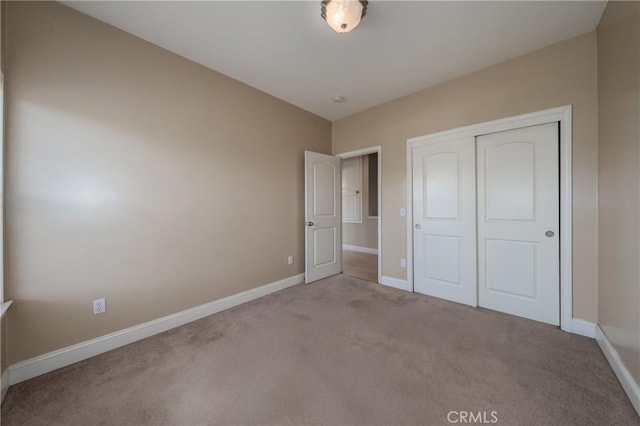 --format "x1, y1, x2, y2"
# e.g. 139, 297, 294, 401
406, 105, 573, 332
336, 146, 382, 285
